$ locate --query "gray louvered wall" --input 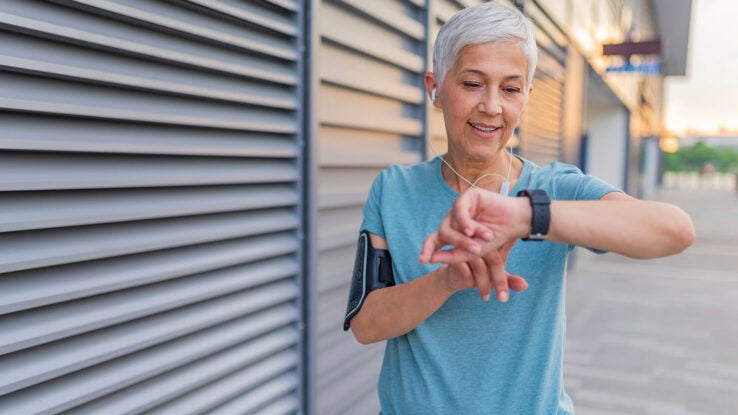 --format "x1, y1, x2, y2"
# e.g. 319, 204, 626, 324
1, 1, 576, 414
517, 0, 567, 165
313, 1, 427, 414
0, 0, 305, 413
426, 0, 485, 158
